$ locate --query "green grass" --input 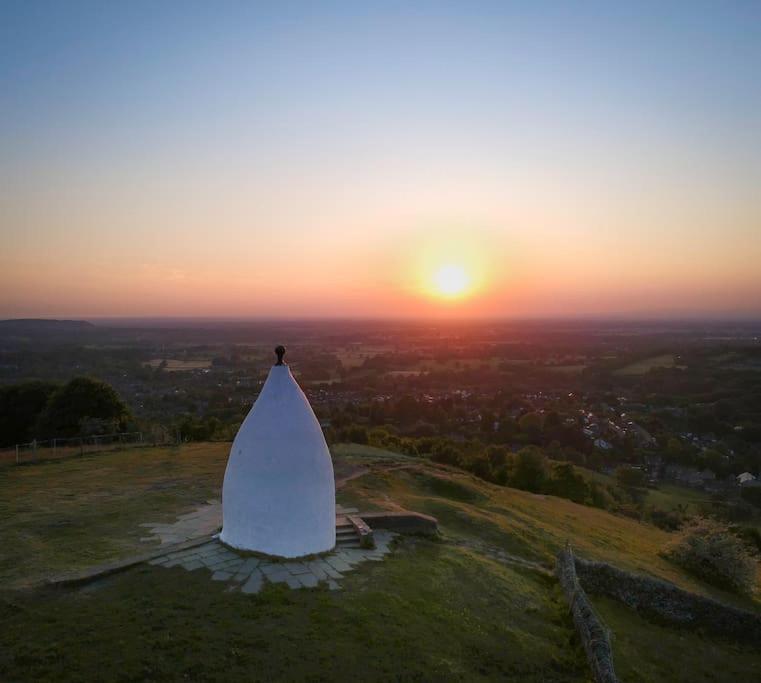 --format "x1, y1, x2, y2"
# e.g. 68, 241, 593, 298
0, 443, 230, 588
0, 442, 759, 681
593, 596, 760, 682
578, 467, 711, 515
644, 483, 711, 514
0, 535, 586, 682
335, 446, 761, 608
